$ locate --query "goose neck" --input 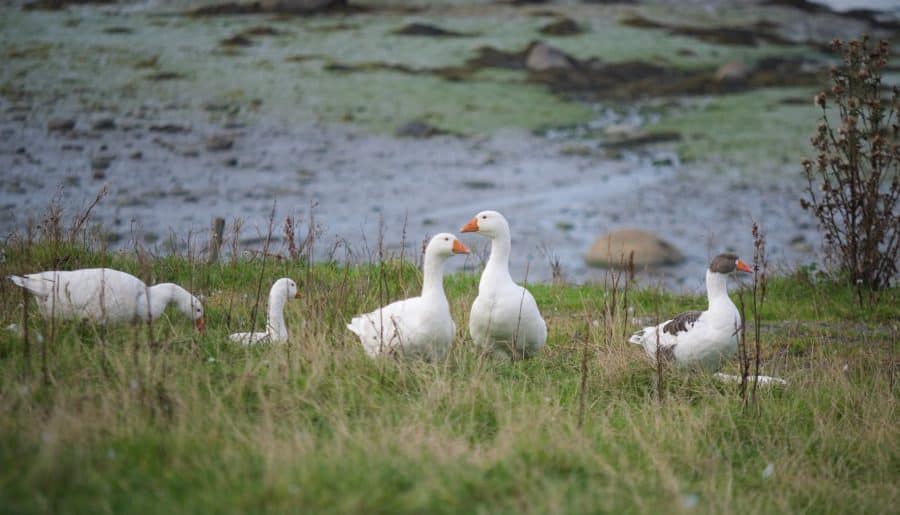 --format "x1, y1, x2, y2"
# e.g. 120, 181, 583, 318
706, 270, 731, 305
421, 251, 447, 300
267, 287, 288, 340
483, 233, 513, 285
